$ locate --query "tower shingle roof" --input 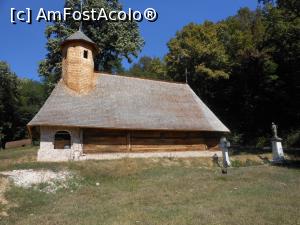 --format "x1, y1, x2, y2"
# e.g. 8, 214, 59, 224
61, 30, 97, 50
